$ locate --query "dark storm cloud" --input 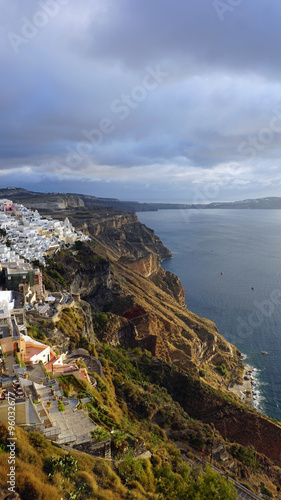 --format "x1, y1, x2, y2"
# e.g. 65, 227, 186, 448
77, 1, 281, 79
2, 0, 281, 201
